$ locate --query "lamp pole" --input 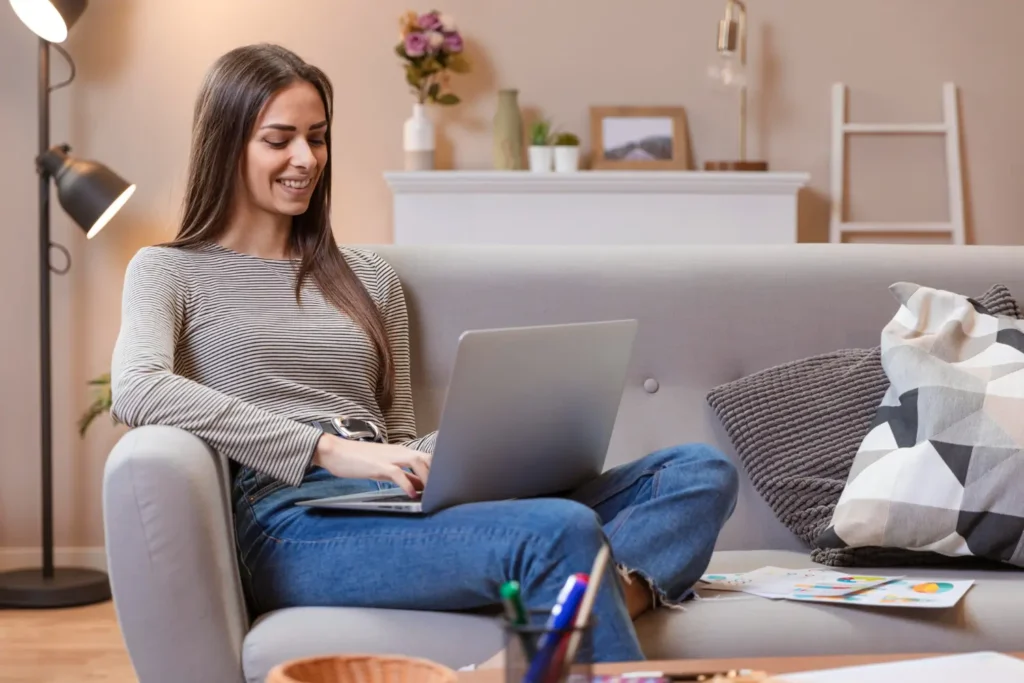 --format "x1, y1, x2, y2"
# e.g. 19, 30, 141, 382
728, 0, 747, 162
38, 36, 55, 581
